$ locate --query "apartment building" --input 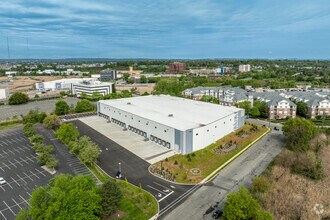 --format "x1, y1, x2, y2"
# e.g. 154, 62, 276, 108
238, 64, 251, 72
